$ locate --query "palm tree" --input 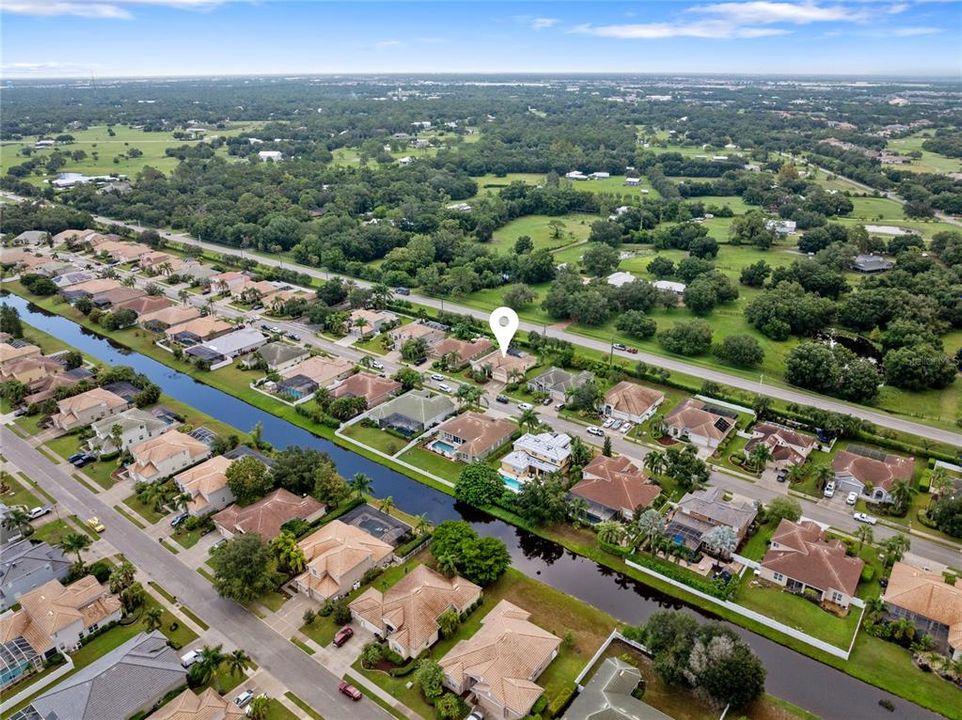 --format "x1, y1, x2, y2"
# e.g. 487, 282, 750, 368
109, 423, 124, 455
928, 468, 952, 507
2, 506, 32, 537
702, 525, 738, 558
748, 443, 772, 472
247, 696, 269, 720
178, 289, 189, 305
413, 513, 429, 536
59, 532, 92, 566
854, 524, 874, 552
225, 649, 252, 679
436, 553, 458, 578
596, 521, 626, 547
643, 450, 666, 477
194, 644, 226, 687
349, 472, 373, 499
456, 384, 482, 411
814, 465, 834, 493
271, 532, 306, 574
250, 422, 264, 449
136, 481, 162, 512
786, 464, 808, 486
518, 408, 539, 433
633, 509, 665, 555
142, 606, 163, 633
109, 560, 136, 593
378, 496, 395, 516
889, 480, 917, 515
